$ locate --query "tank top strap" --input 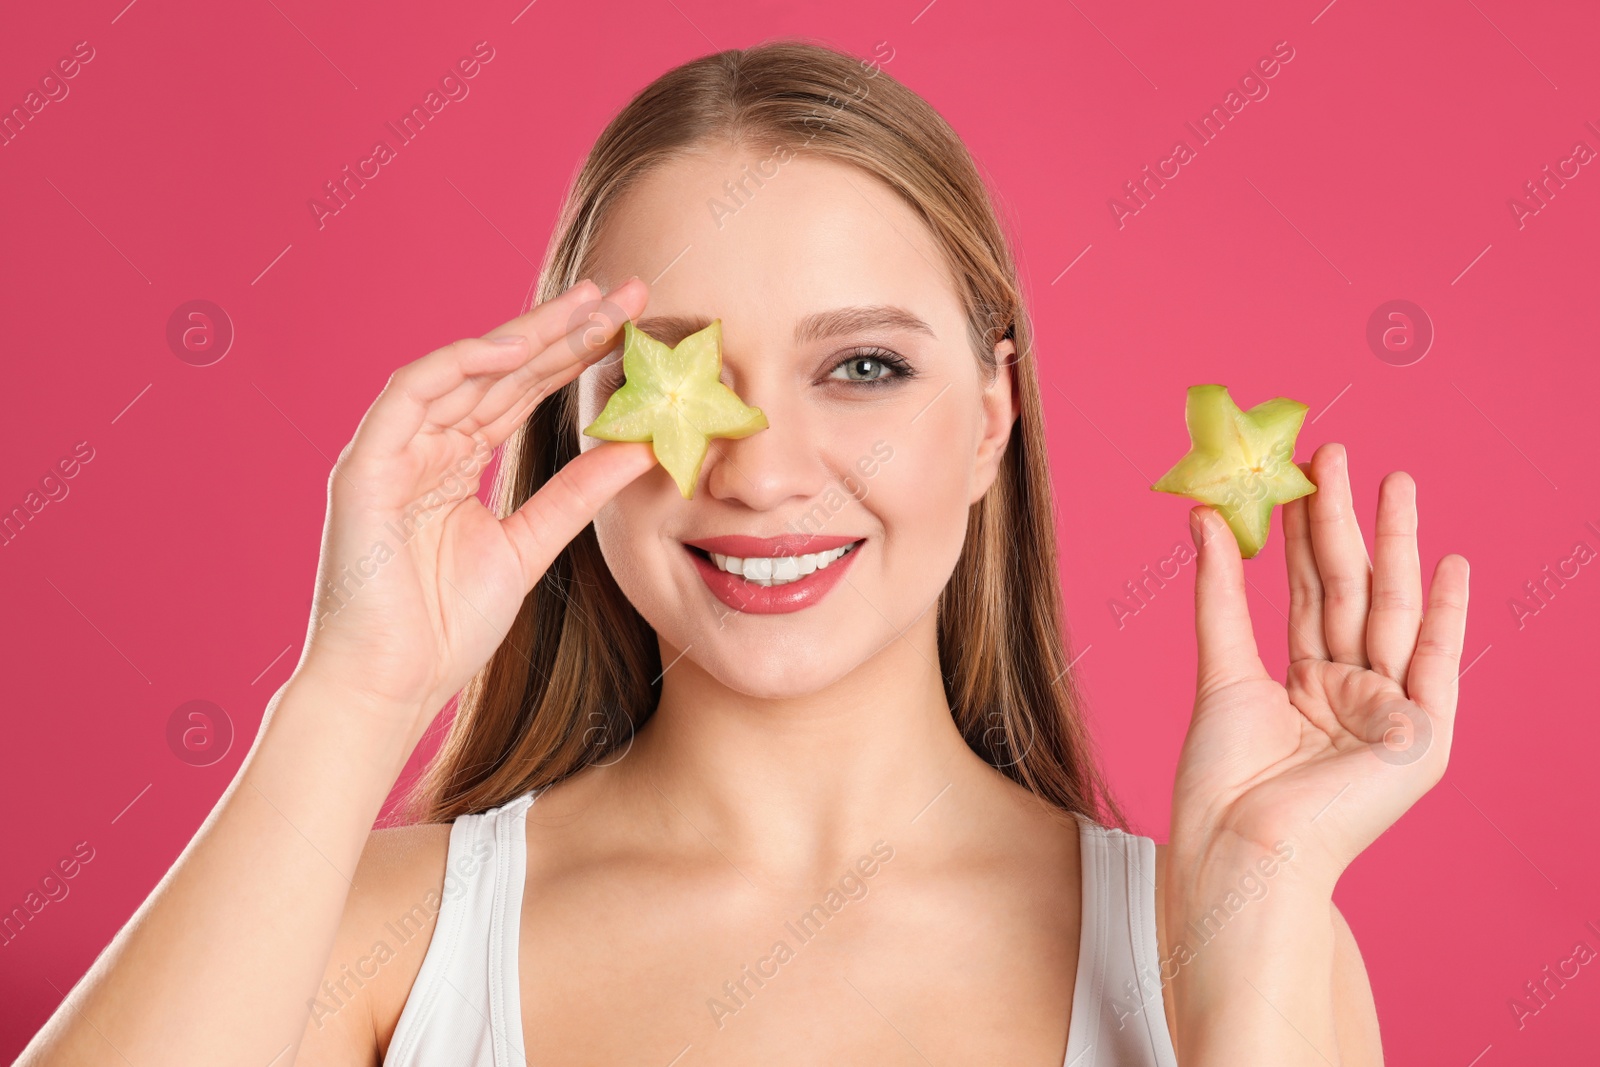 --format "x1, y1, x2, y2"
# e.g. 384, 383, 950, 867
384, 789, 541, 1067
1061, 814, 1179, 1067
